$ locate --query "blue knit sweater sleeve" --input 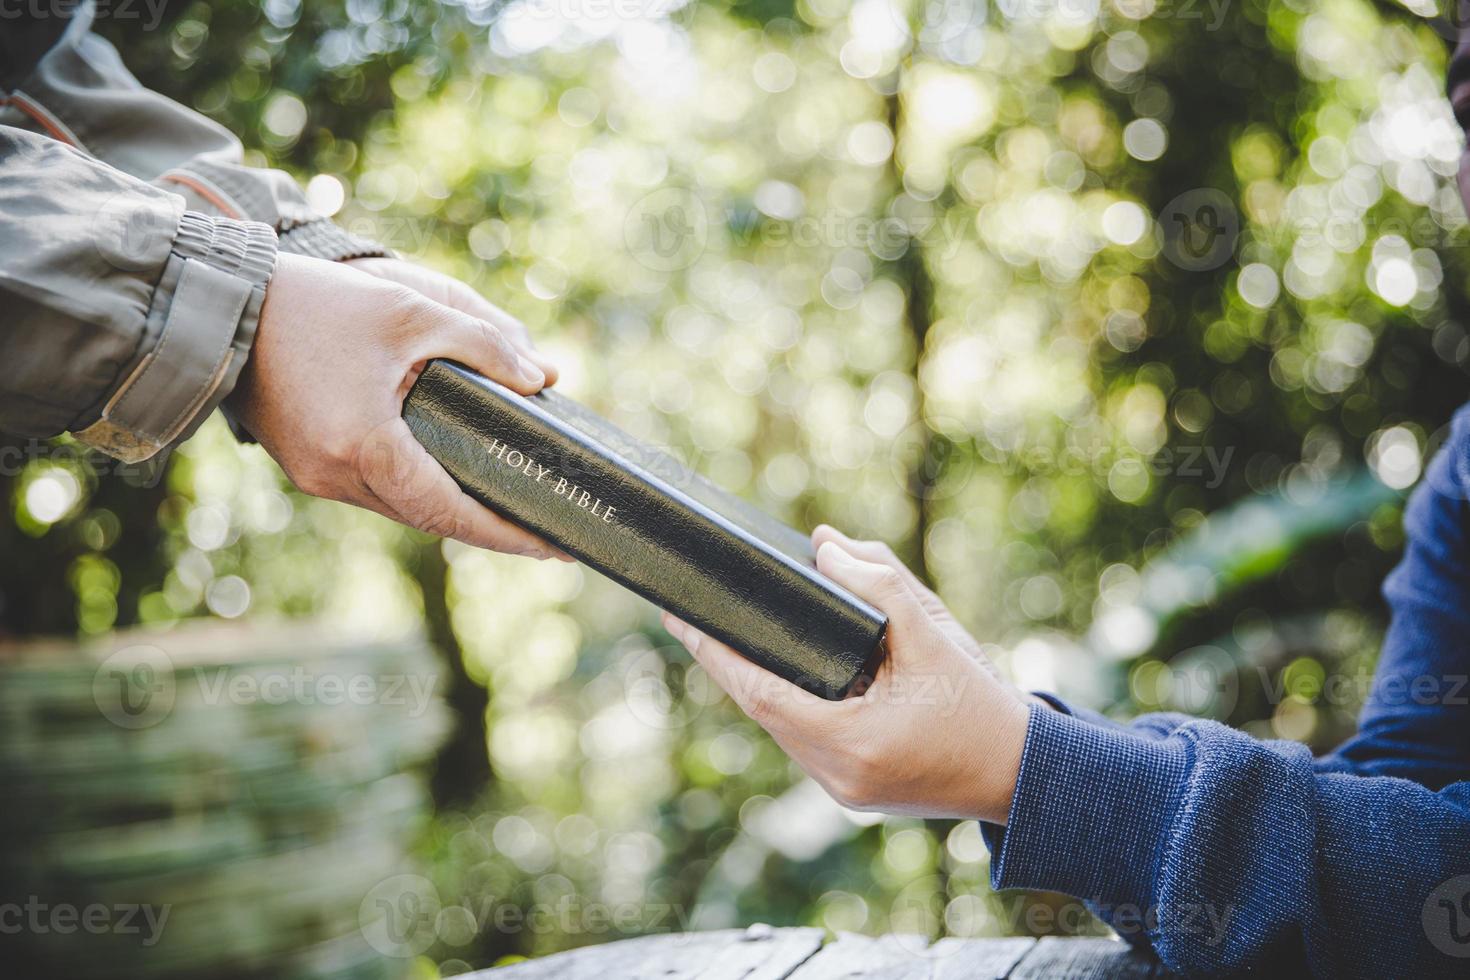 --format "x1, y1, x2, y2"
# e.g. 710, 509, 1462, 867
982, 405, 1470, 976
